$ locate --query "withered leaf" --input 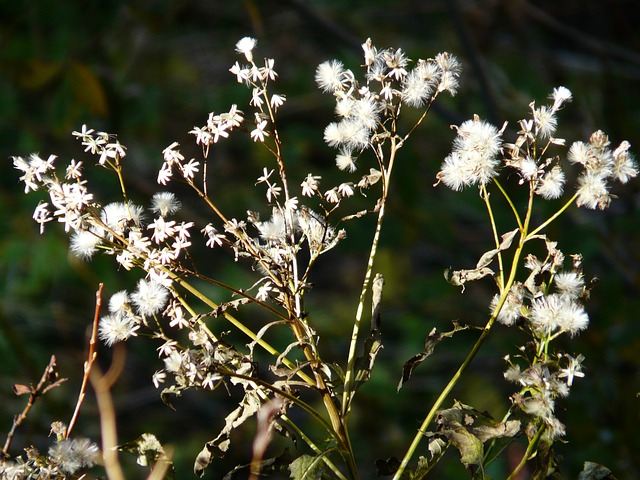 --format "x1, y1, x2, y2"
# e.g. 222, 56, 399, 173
398, 323, 469, 391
